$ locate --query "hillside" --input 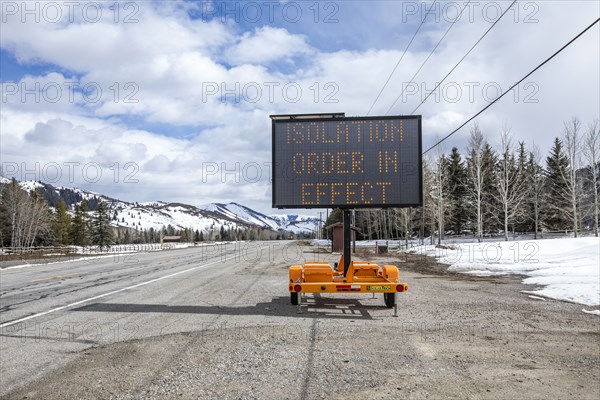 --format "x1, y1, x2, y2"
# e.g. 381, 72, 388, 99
0, 177, 320, 236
